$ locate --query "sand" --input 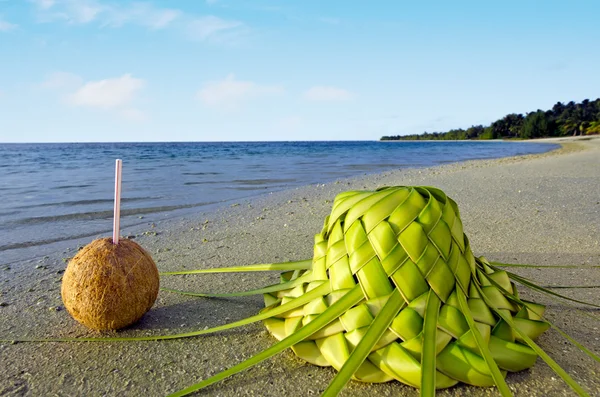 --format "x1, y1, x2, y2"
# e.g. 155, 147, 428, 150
0, 136, 598, 396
